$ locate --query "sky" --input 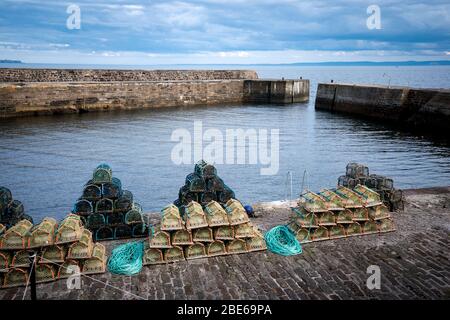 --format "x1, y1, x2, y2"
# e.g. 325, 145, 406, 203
0, 0, 449, 64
